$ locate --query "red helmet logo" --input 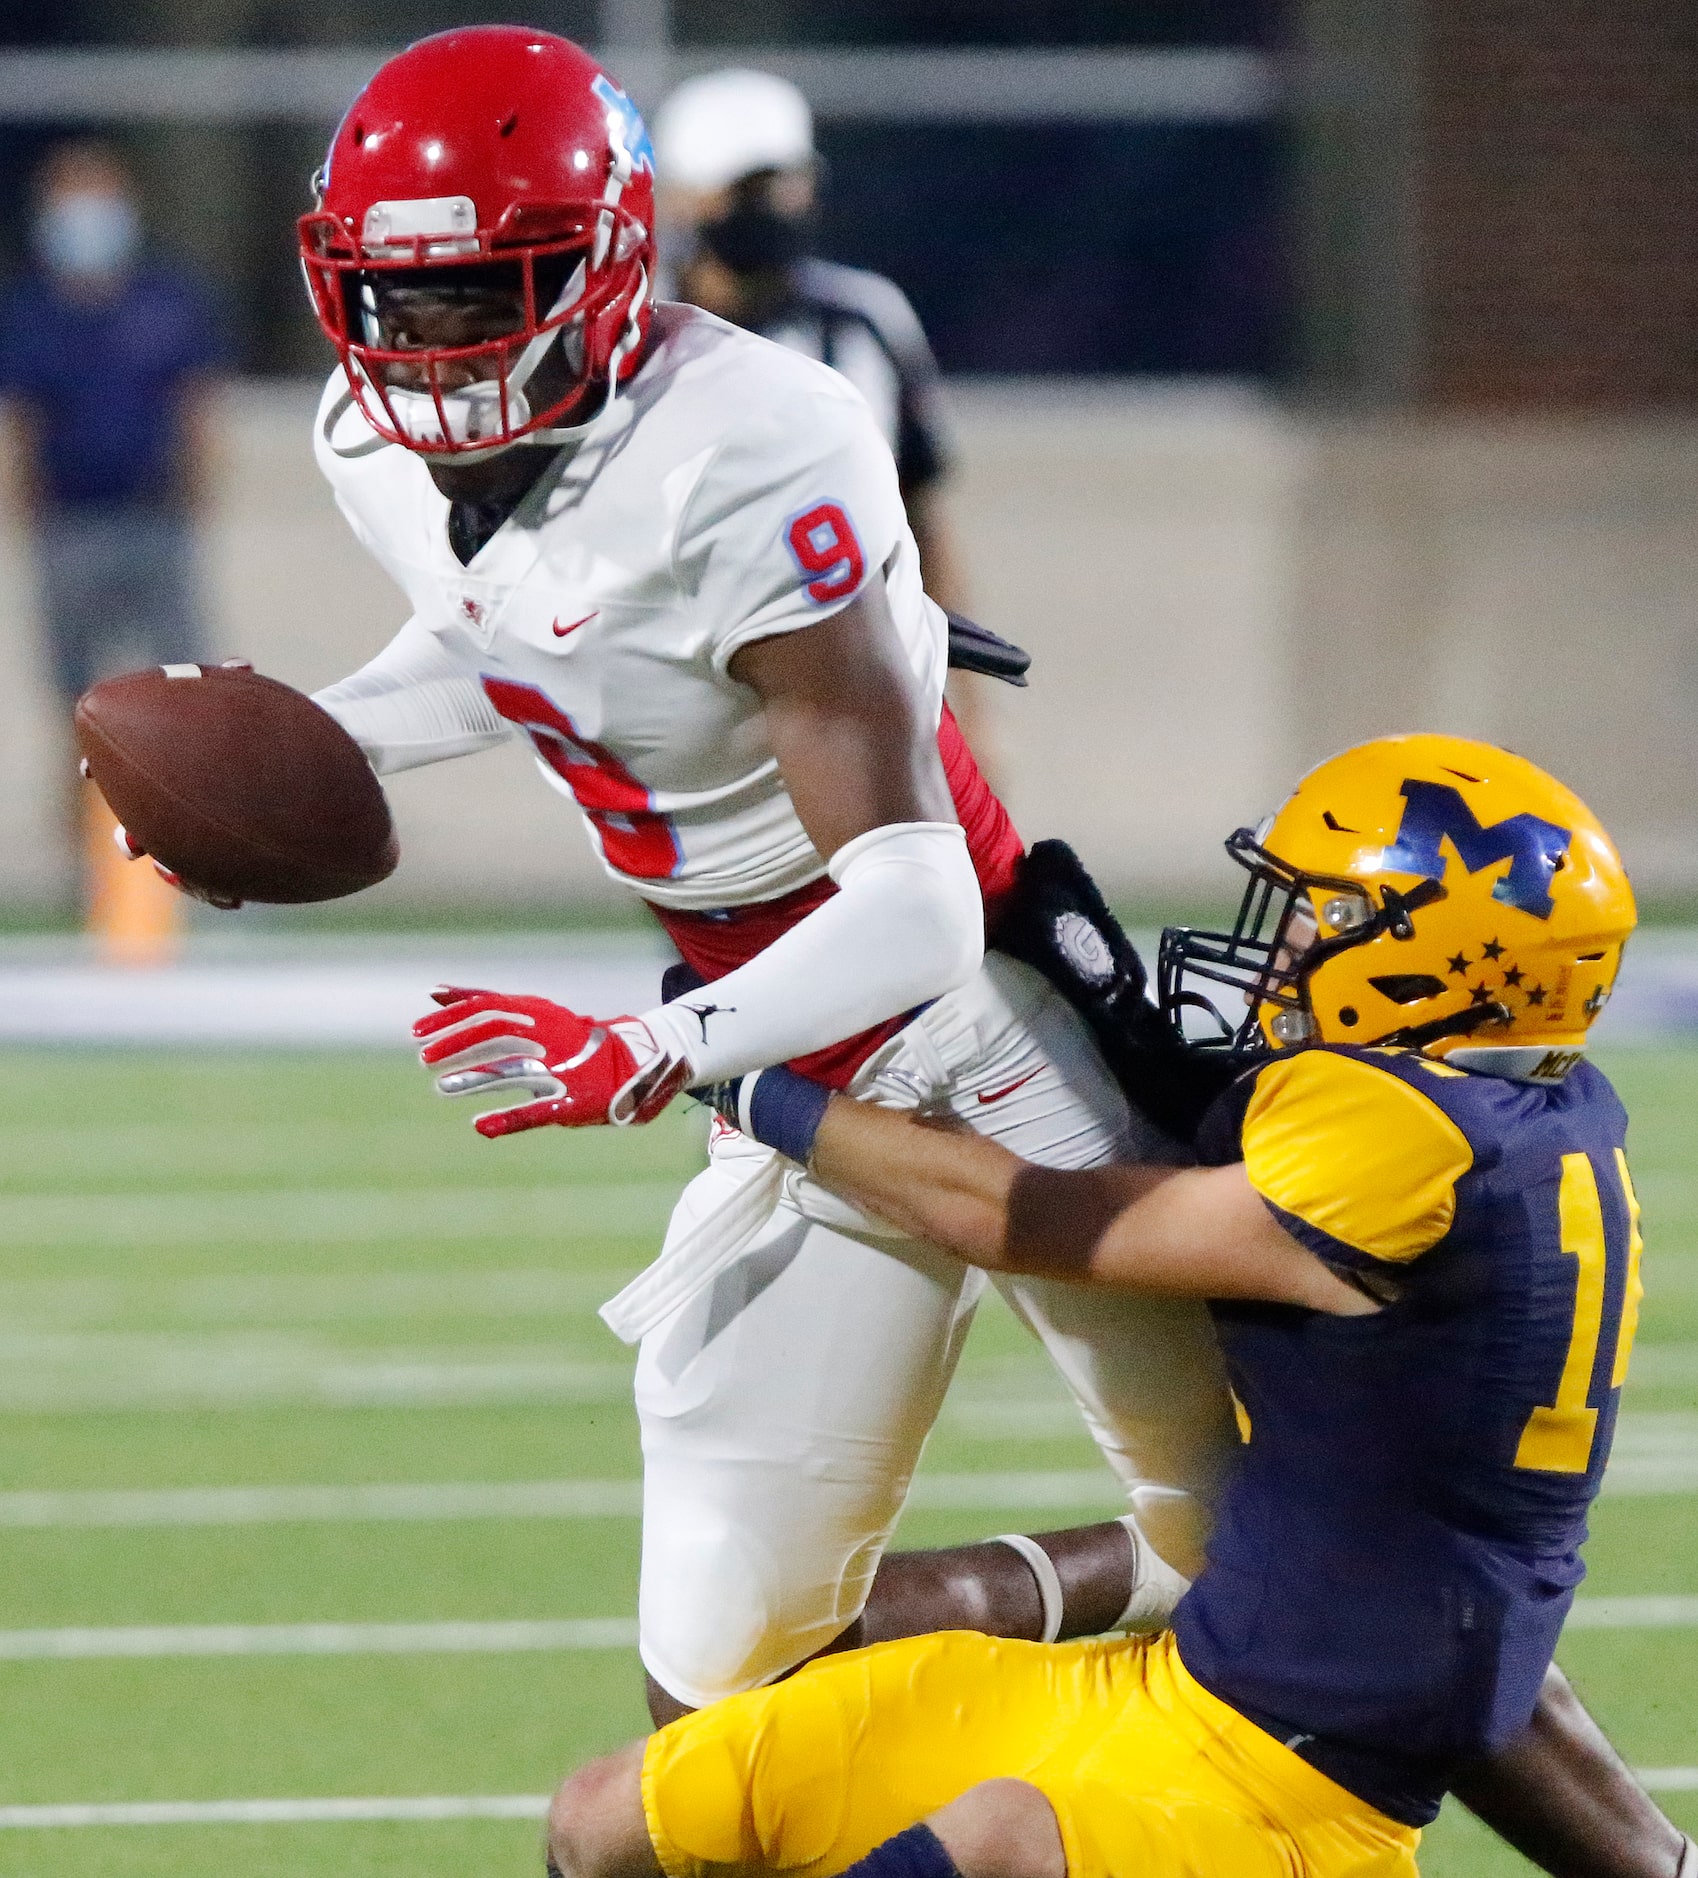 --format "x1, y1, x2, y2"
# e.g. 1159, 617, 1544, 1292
298, 27, 656, 454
